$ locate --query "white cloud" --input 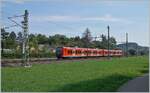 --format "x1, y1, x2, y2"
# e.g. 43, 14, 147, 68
31, 14, 132, 24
